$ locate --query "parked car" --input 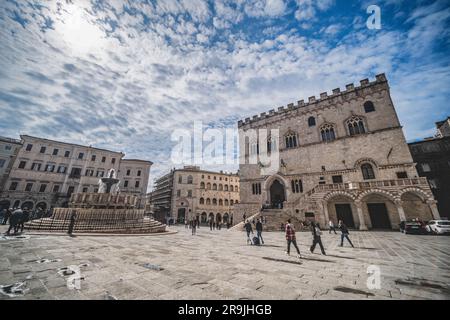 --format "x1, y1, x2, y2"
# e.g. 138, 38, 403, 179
425, 220, 450, 235
399, 221, 428, 235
